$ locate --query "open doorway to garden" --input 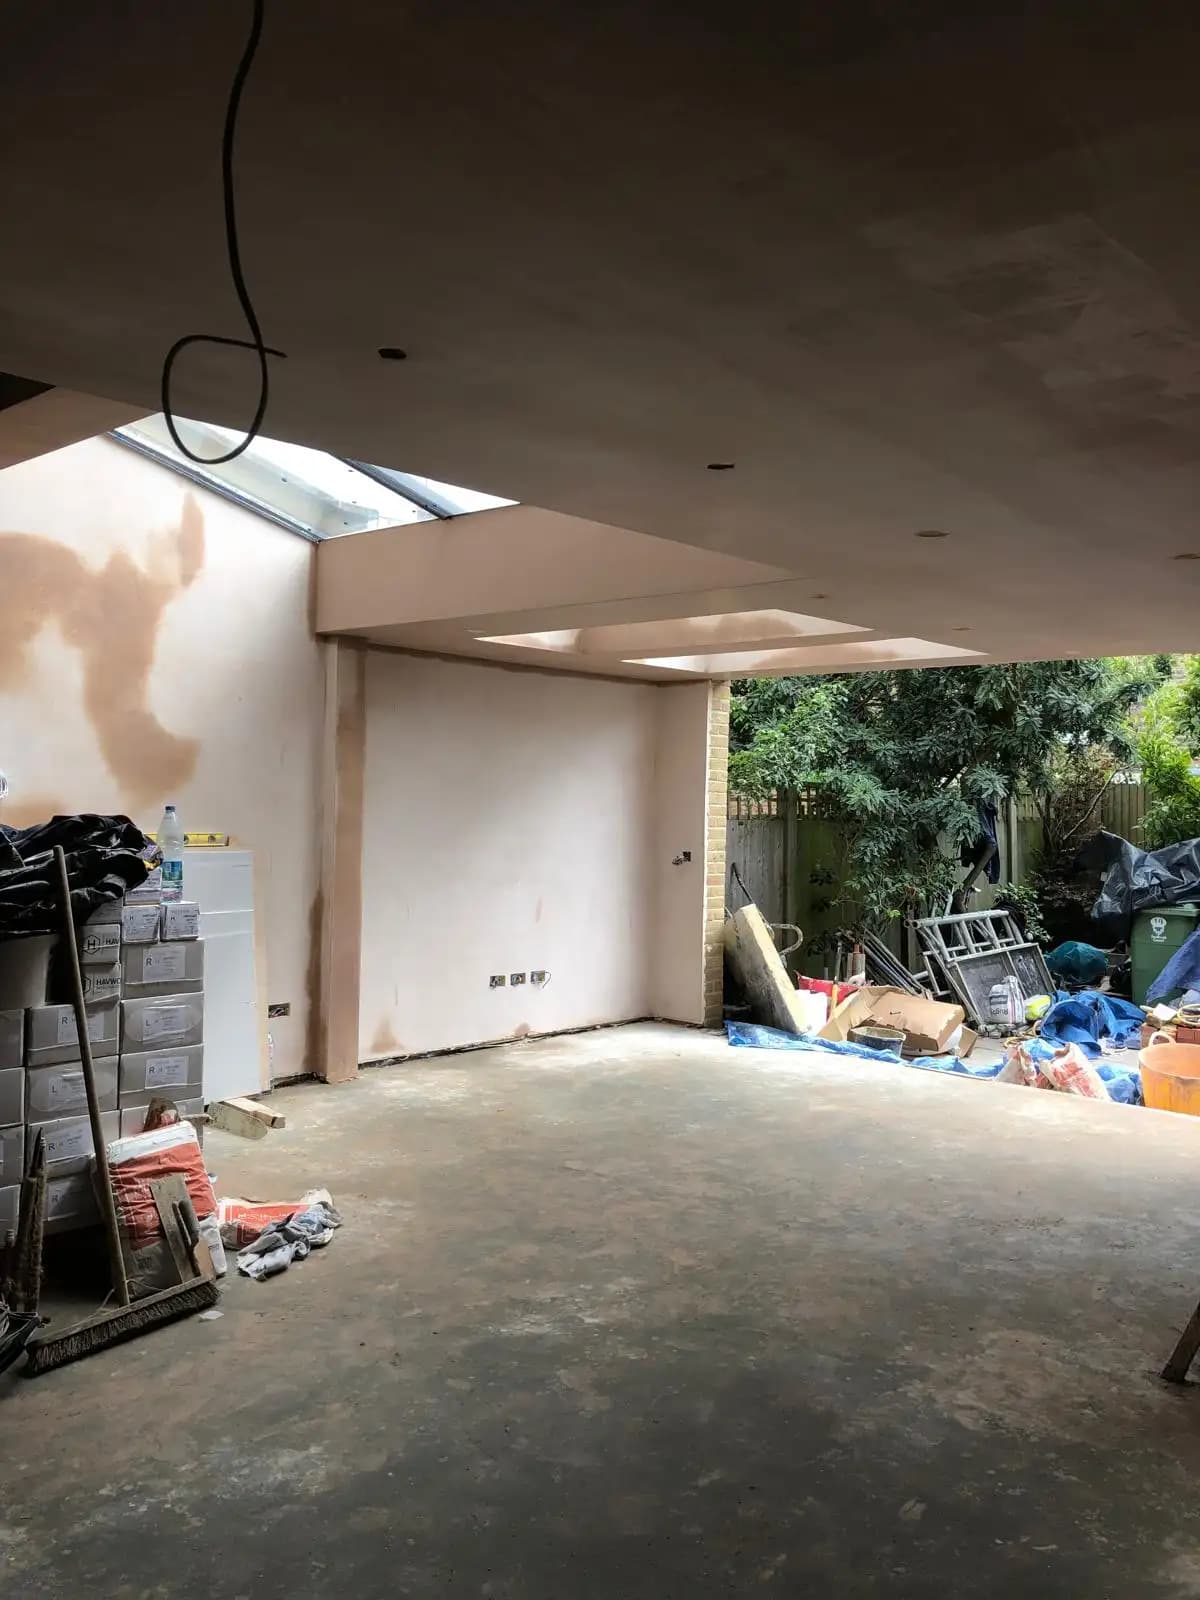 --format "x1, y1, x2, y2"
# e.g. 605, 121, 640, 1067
724, 655, 1200, 1115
